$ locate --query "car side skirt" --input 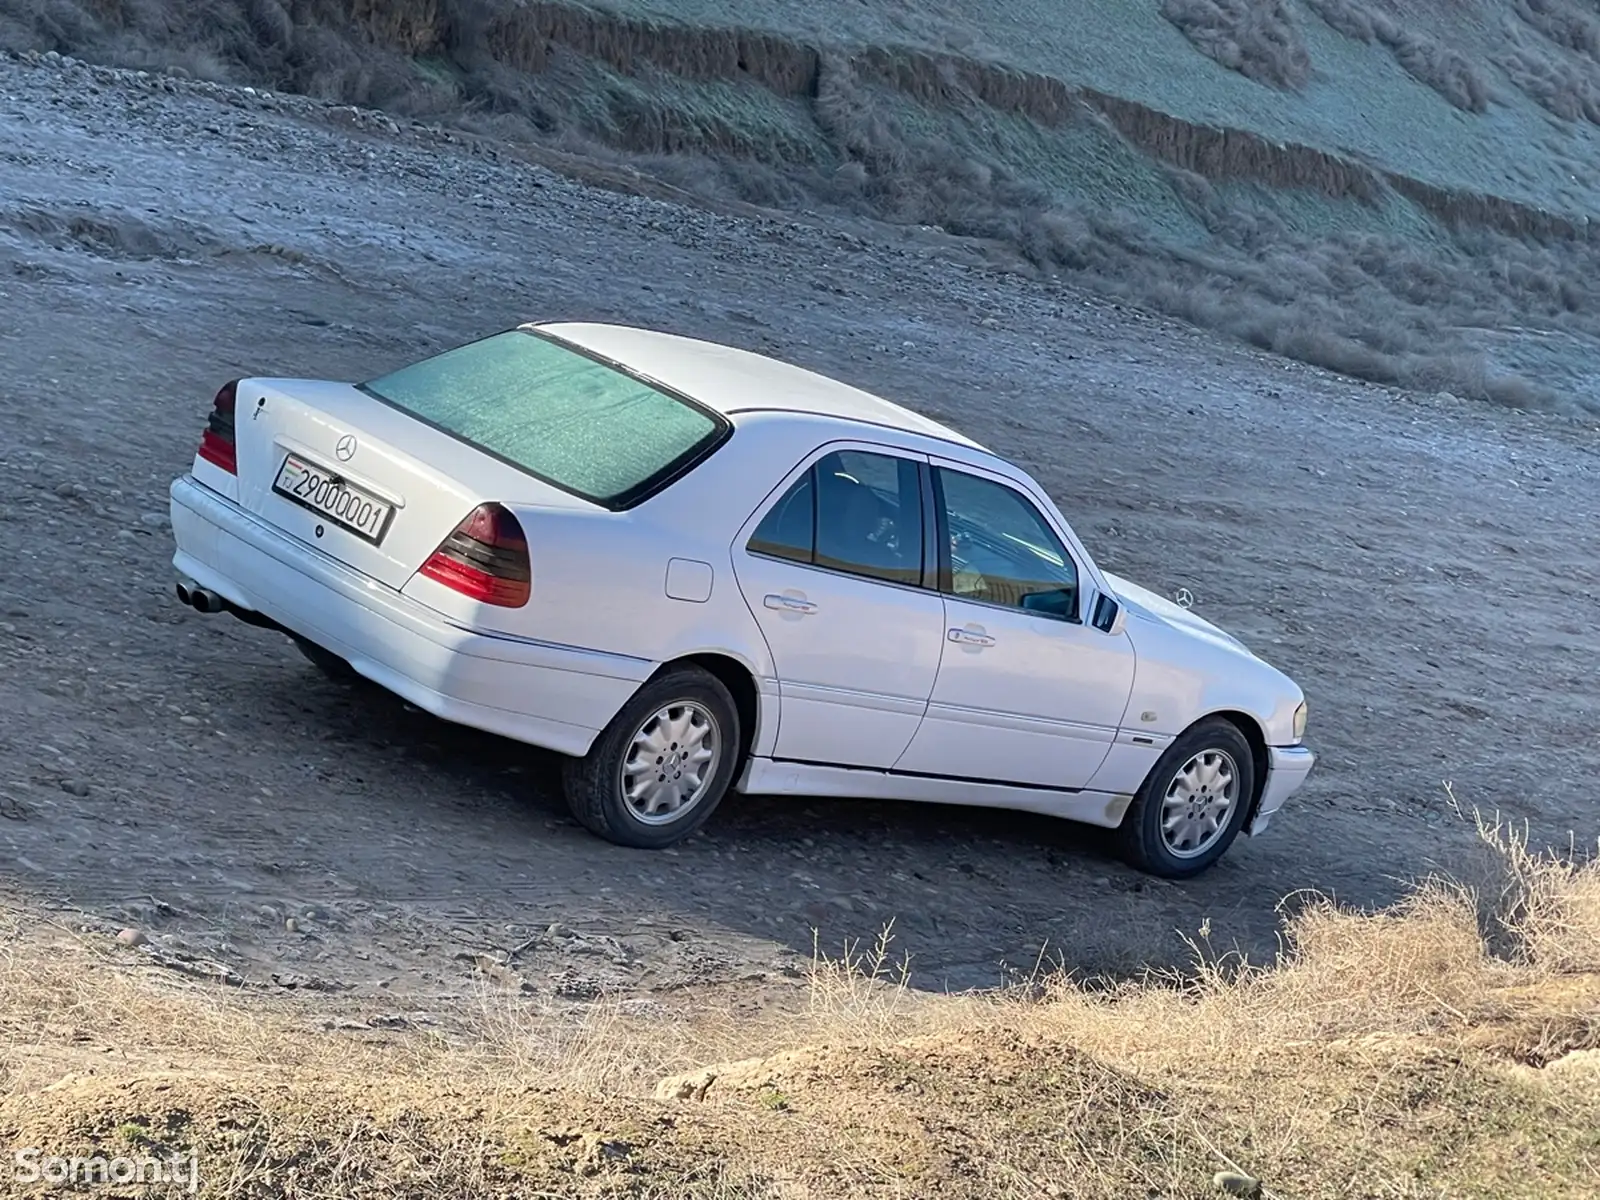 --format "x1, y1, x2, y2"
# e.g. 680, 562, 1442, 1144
736, 757, 1136, 828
